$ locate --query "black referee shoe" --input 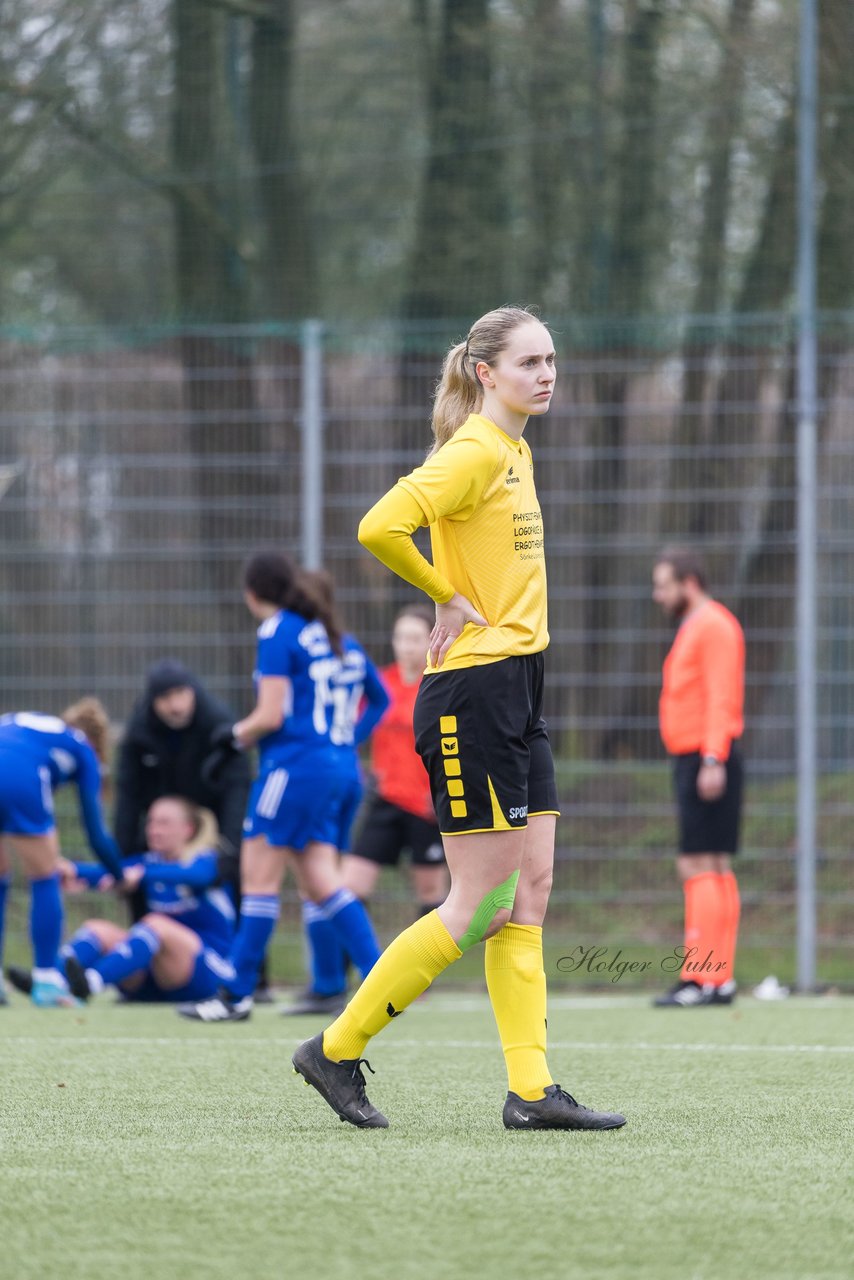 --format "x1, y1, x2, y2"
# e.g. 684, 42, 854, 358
292, 1032, 388, 1128
654, 980, 716, 1007
503, 1084, 627, 1131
